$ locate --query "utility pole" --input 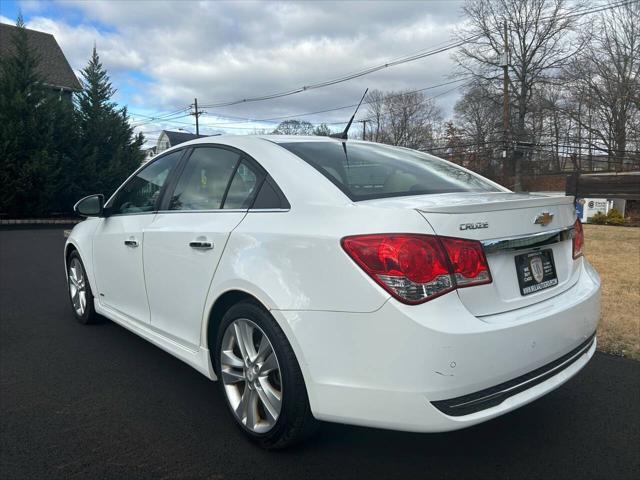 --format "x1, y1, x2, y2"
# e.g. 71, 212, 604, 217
501, 19, 511, 183
360, 120, 368, 140
190, 98, 205, 136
